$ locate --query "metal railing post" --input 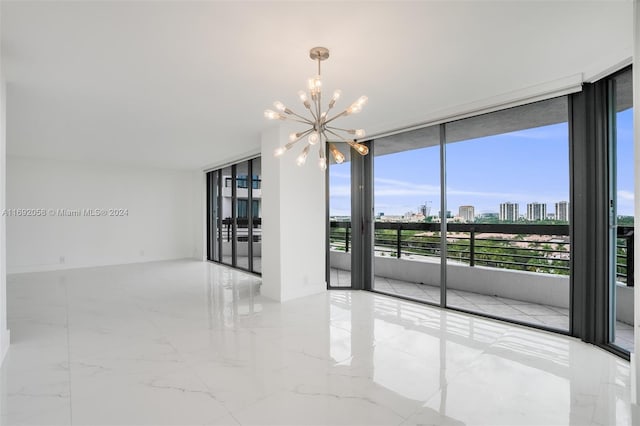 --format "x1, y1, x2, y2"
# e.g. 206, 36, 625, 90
627, 233, 634, 287
470, 229, 475, 266
345, 225, 350, 253
396, 226, 402, 258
